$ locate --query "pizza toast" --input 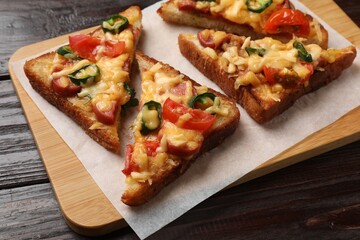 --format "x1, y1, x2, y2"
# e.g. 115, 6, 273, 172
121, 51, 240, 206
24, 6, 142, 153
158, 0, 328, 49
178, 30, 356, 123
